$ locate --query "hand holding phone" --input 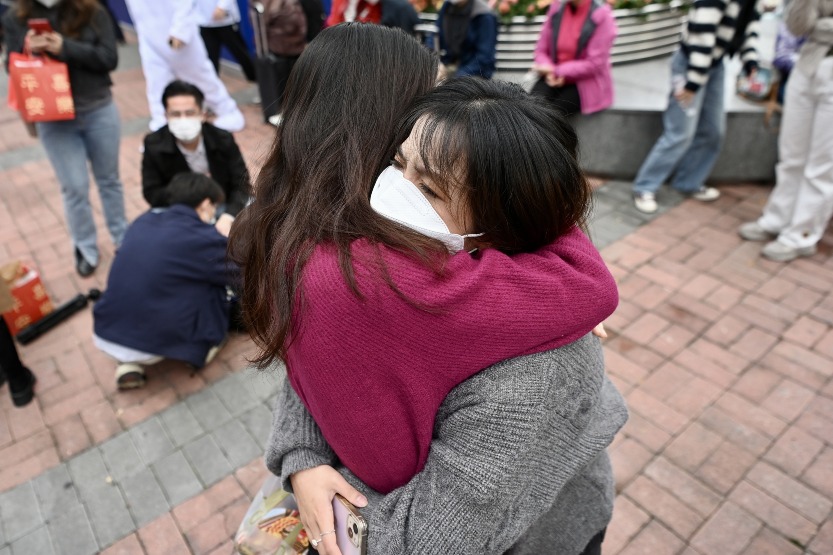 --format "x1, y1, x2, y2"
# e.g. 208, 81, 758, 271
28, 18, 53, 34
333, 494, 367, 555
